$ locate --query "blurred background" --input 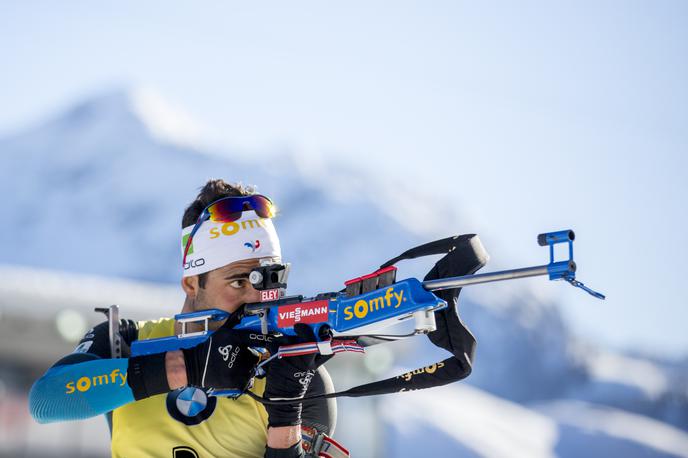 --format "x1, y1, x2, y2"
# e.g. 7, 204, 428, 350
1, 1, 687, 456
